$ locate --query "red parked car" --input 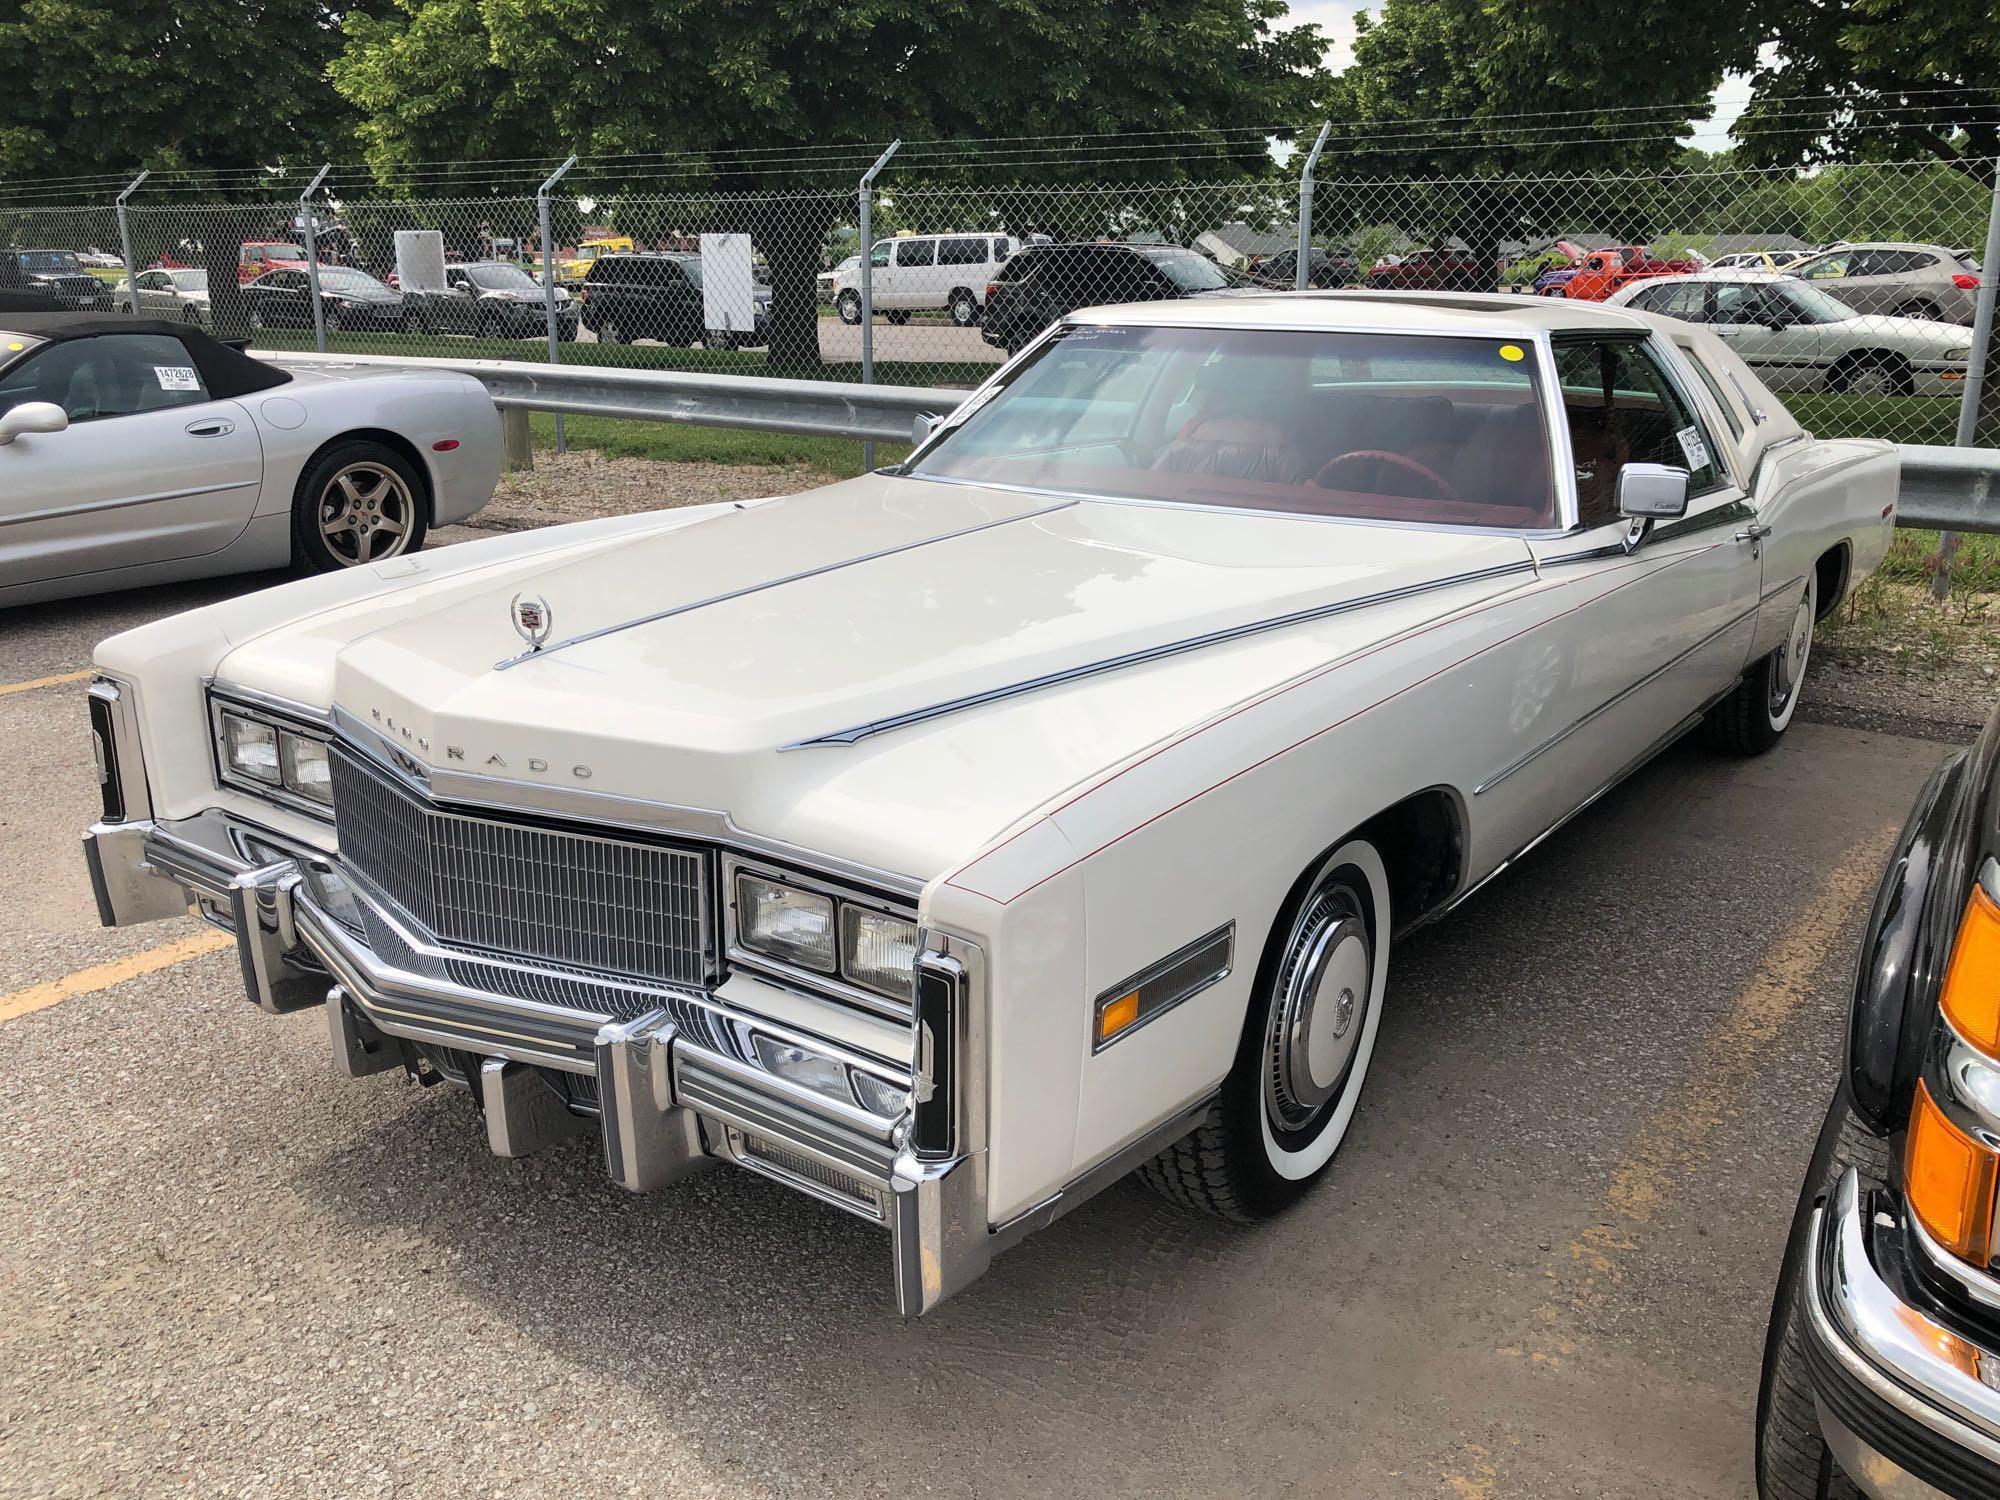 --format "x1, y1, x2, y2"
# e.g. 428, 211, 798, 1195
1556, 245, 1701, 301
1363, 248, 1492, 292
